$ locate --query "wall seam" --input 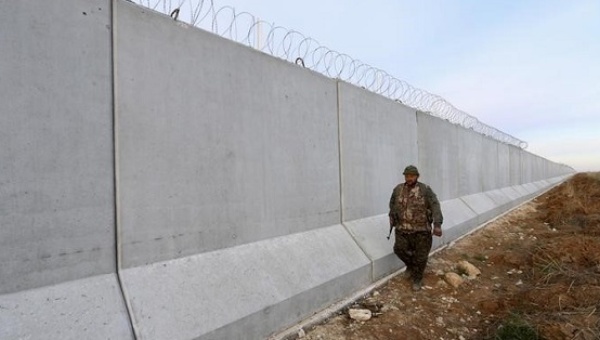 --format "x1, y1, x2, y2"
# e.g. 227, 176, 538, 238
336, 81, 344, 226
111, 0, 137, 338
335, 81, 375, 281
